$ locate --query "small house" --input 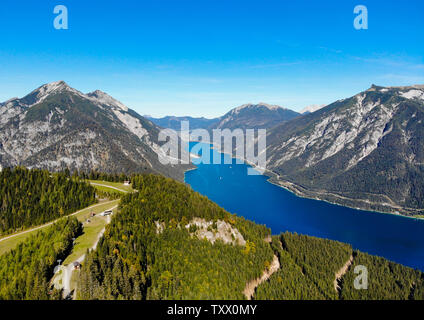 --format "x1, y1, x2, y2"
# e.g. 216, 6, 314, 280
73, 261, 81, 270
123, 180, 131, 186
101, 210, 113, 216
